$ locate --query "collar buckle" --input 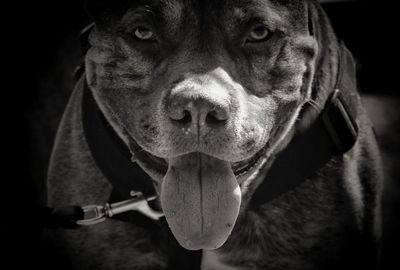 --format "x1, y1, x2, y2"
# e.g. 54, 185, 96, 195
76, 205, 106, 226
